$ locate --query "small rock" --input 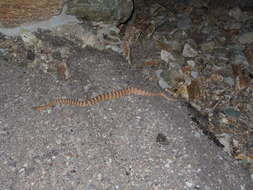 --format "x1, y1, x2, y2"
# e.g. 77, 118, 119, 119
20, 29, 41, 48
229, 49, 248, 66
200, 41, 215, 52
216, 133, 232, 155
200, 24, 219, 41
223, 108, 241, 119
156, 133, 170, 145
160, 68, 184, 88
191, 71, 198, 78
158, 79, 170, 89
160, 50, 176, 63
177, 14, 192, 30
187, 60, 195, 67
229, 7, 243, 21
240, 19, 253, 33
224, 77, 234, 87
238, 32, 253, 44
155, 70, 170, 89
182, 43, 198, 57
185, 181, 194, 188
